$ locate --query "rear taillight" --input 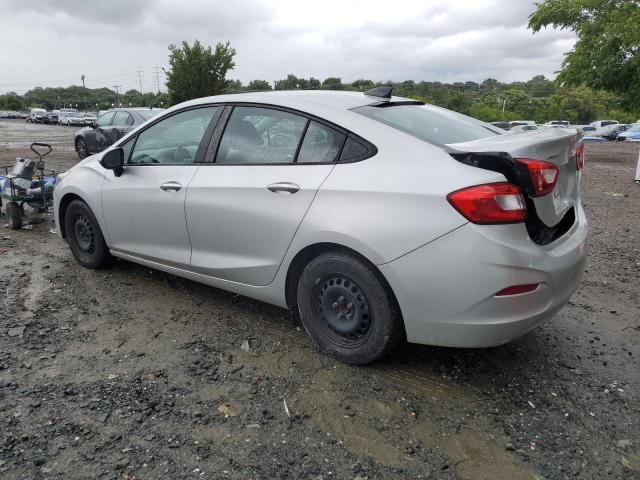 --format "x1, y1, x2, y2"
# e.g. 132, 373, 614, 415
447, 182, 527, 224
575, 142, 585, 170
515, 158, 559, 197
